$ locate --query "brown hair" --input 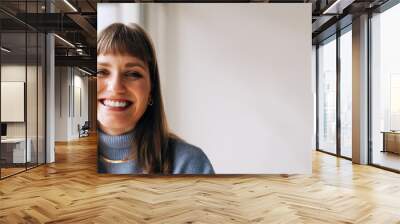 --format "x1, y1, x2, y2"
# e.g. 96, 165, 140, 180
98, 23, 173, 174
